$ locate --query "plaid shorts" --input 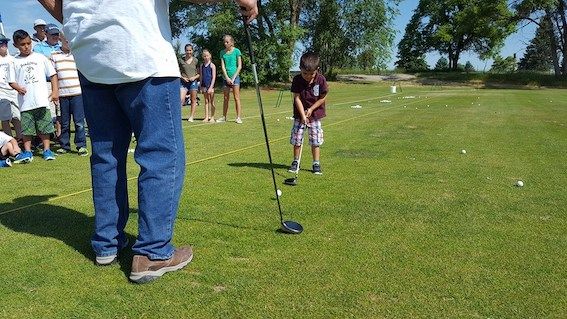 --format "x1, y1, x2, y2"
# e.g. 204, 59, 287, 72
21, 107, 55, 136
290, 118, 324, 147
